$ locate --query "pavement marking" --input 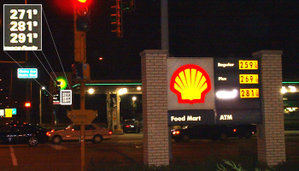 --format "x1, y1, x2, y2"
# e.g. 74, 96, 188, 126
9, 145, 18, 166
48, 144, 67, 150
